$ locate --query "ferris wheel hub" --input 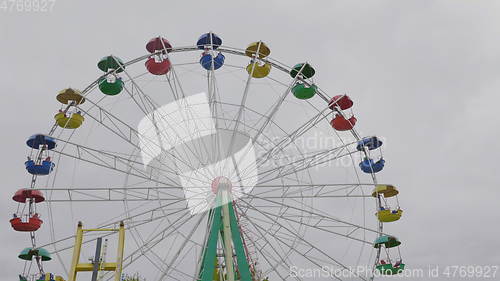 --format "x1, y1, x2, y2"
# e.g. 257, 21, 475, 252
210, 176, 233, 194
